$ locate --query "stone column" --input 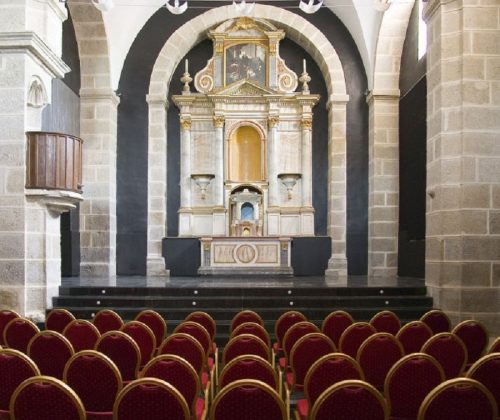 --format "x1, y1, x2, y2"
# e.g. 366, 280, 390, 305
0, 0, 72, 319
213, 115, 225, 208
301, 117, 313, 207
325, 96, 349, 282
178, 116, 192, 235
367, 92, 400, 277
267, 115, 280, 207
424, 0, 500, 337
79, 89, 119, 277
146, 94, 169, 276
